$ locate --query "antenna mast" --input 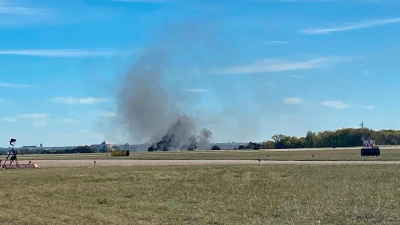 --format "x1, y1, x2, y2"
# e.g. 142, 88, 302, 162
360, 121, 364, 144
